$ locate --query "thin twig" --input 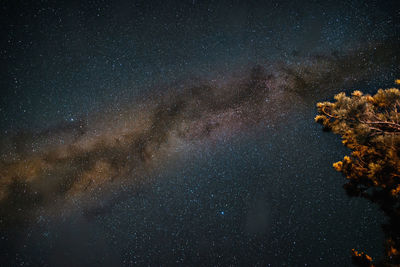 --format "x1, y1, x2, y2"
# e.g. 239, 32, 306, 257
321, 106, 339, 119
